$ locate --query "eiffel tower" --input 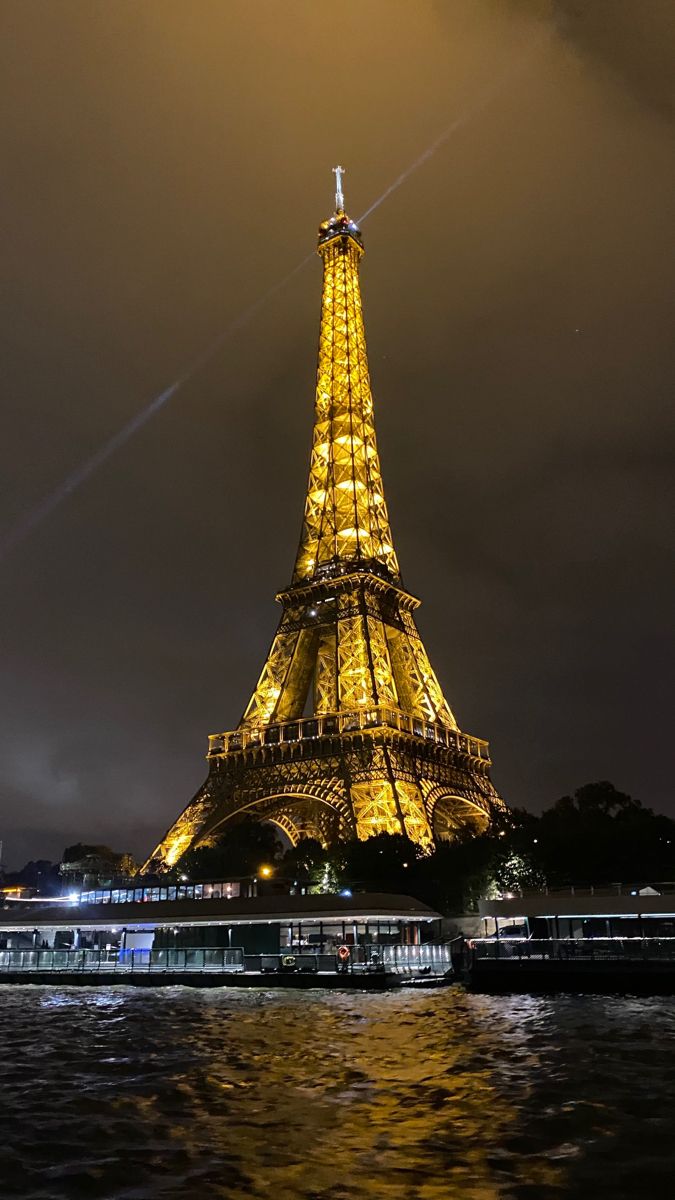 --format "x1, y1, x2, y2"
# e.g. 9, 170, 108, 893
143, 170, 503, 872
